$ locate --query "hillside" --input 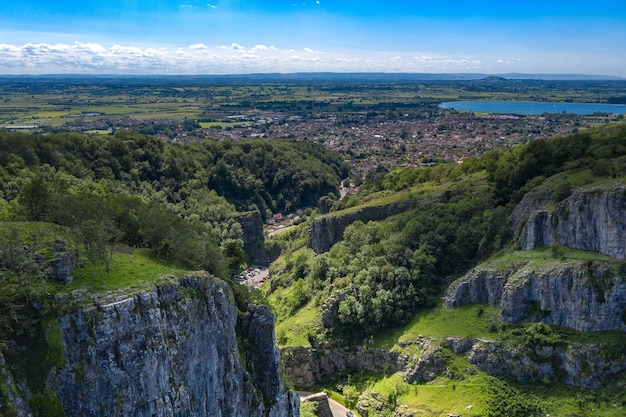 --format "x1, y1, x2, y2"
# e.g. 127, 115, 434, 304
2, 122, 626, 416
266, 122, 626, 416
0, 131, 349, 416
